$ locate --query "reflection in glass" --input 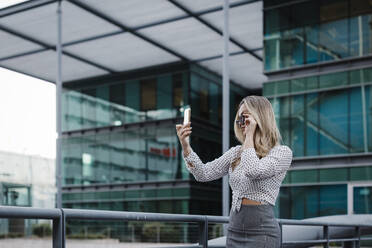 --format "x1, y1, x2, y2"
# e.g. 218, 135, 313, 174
290, 95, 304, 156
319, 90, 348, 155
